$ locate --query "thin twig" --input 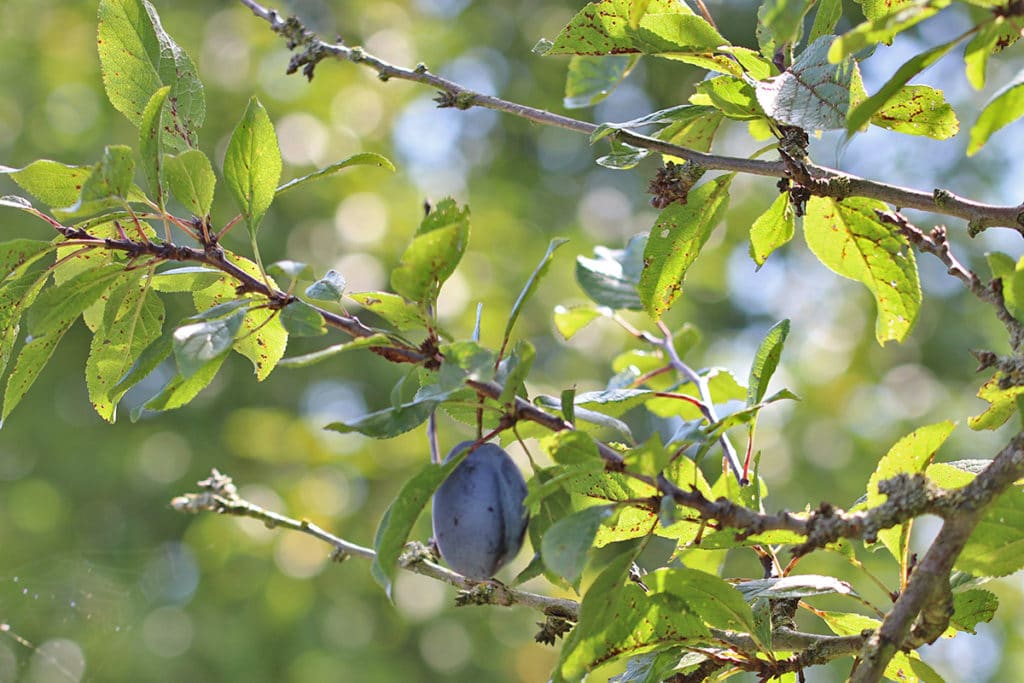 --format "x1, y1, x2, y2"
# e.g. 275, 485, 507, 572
236, 0, 1024, 234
